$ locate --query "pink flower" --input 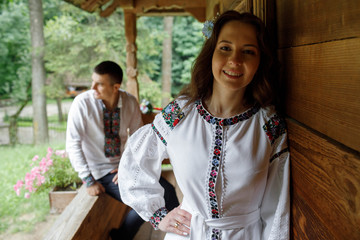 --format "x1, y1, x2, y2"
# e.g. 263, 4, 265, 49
36, 175, 45, 186
24, 193, 30, 199
32, 155, 39, 161
55, 150, 67, 158
14, 180, 24, 196
46, 147, 53, 160
47, 147, 53, 154
47, 159, 53, 167
39, 158, 49, 173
